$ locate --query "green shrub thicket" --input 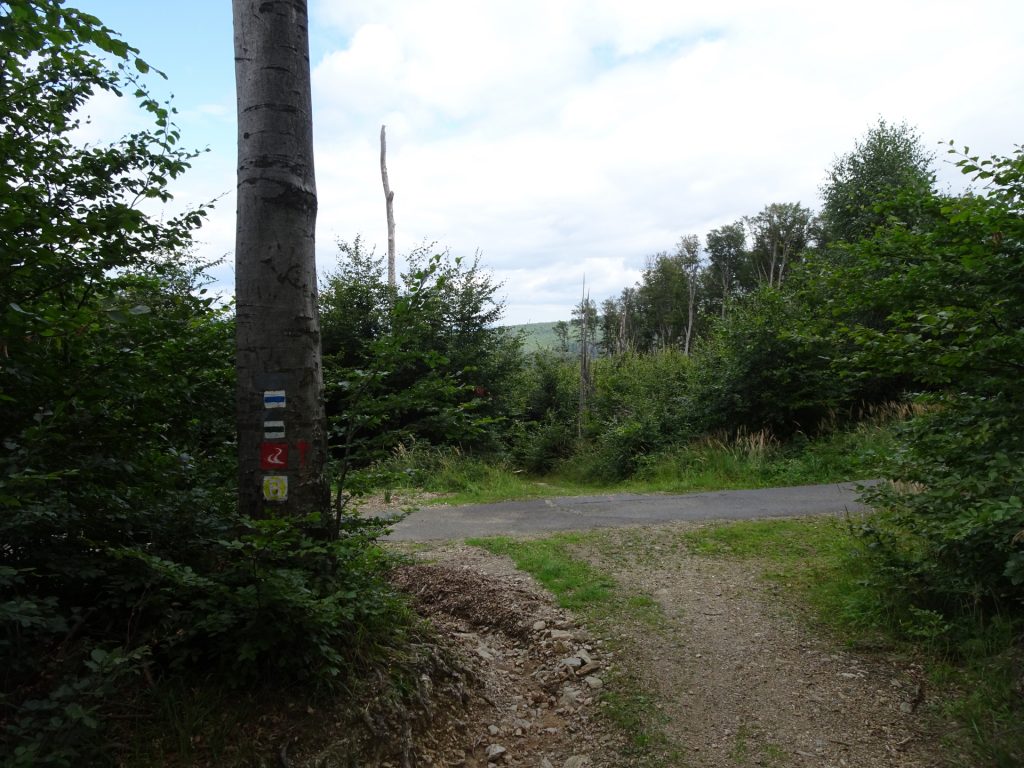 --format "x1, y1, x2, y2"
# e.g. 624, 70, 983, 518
319, 240, 523, 491
1, 5, 406, 765
507, 338, 882, 487
827, 146, 1024, 617
506, 350, 580, 473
